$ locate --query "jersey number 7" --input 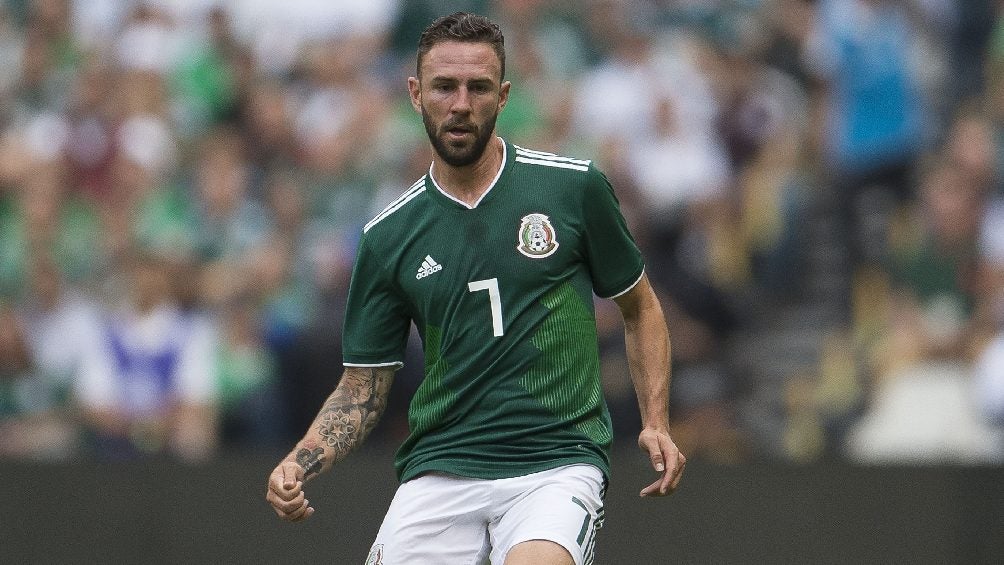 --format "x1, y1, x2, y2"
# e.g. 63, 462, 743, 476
467, 278, 504, 337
